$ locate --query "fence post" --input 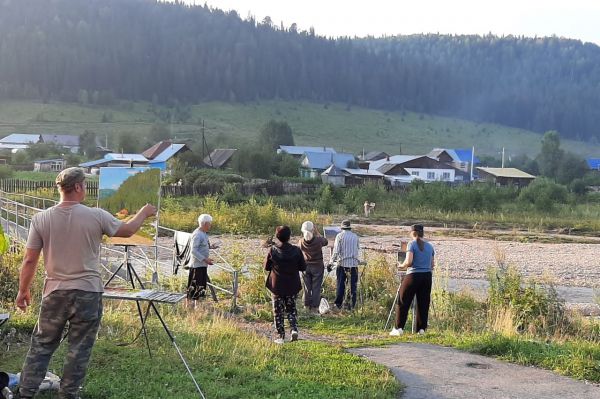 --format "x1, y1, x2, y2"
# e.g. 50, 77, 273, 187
411, 295, 418, 333
232, 270, 239, 310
